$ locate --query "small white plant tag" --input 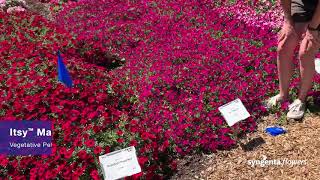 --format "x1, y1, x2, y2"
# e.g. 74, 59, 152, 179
218, 98, 250, 126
